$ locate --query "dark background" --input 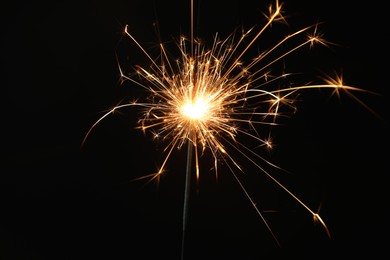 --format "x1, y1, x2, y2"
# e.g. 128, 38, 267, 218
3, 0, 389, 259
